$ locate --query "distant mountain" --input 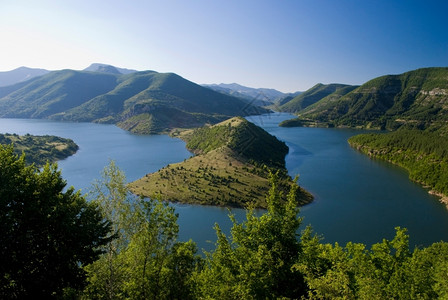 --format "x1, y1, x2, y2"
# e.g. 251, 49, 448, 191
0, 67, 49, 87
203, 83, 297, 106
278, 83, 357, 113
282, 67, 448, 130
0, 70, 118, 118
84, 63, 137, 75
0, 69, 268, 134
